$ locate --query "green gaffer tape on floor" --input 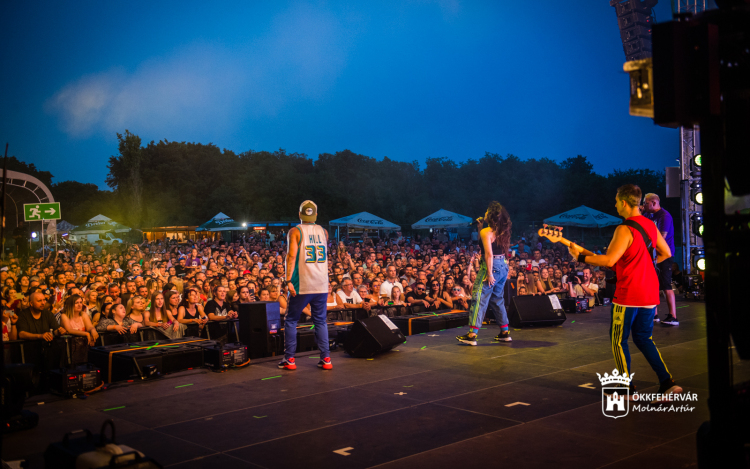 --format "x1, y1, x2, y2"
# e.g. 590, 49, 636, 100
175, 384, 193, 388
103, 406, 125, 411
261, 376, 281, 380
421, 346, 427, 350
677, 306, 690, 309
